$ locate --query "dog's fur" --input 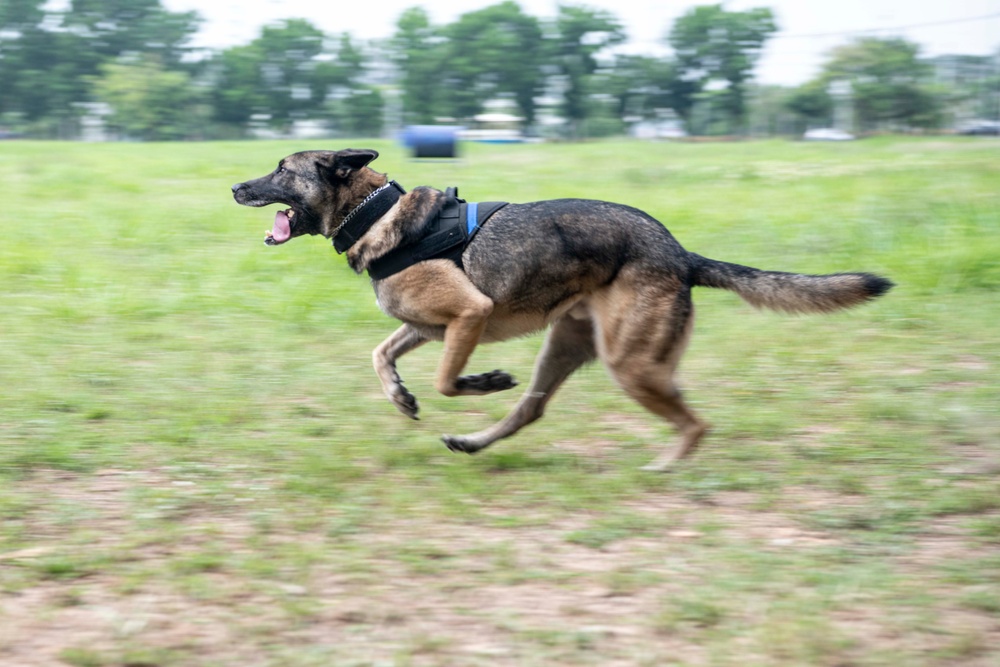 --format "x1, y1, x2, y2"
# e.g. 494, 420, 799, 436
233, 148, 893, 470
